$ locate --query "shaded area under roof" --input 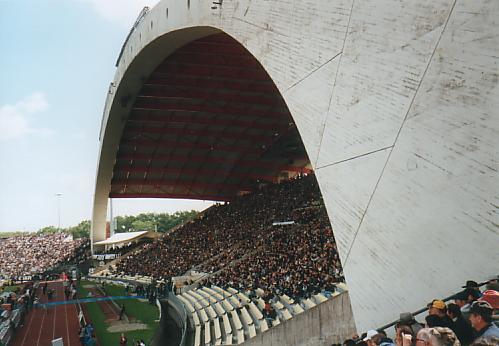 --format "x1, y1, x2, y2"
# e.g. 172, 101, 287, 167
110, 33, 311, 202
